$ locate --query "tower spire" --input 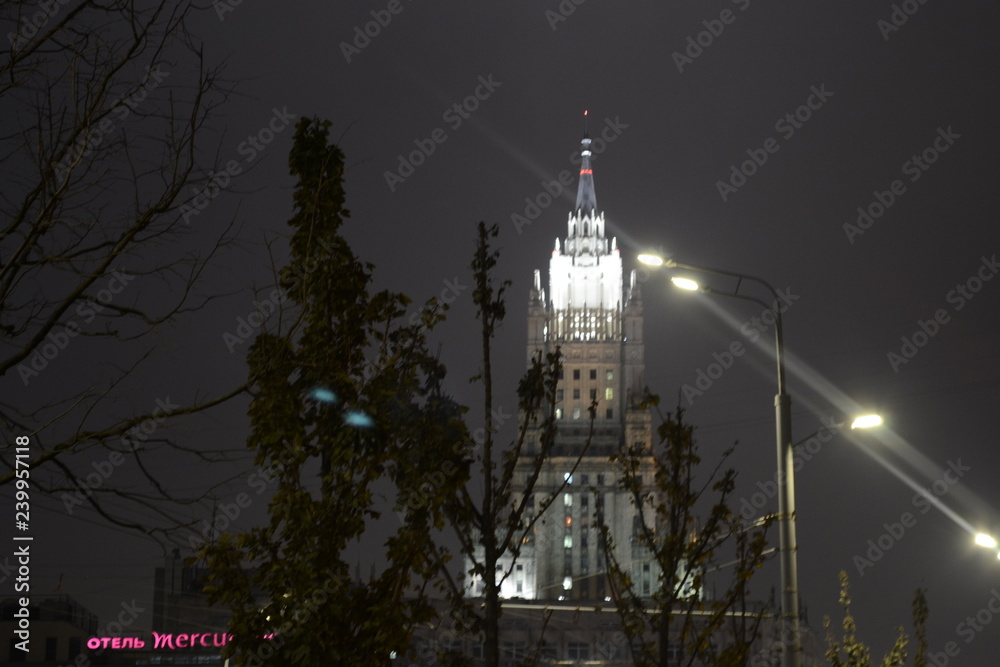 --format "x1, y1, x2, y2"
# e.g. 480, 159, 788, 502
575, 110, 597, 216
